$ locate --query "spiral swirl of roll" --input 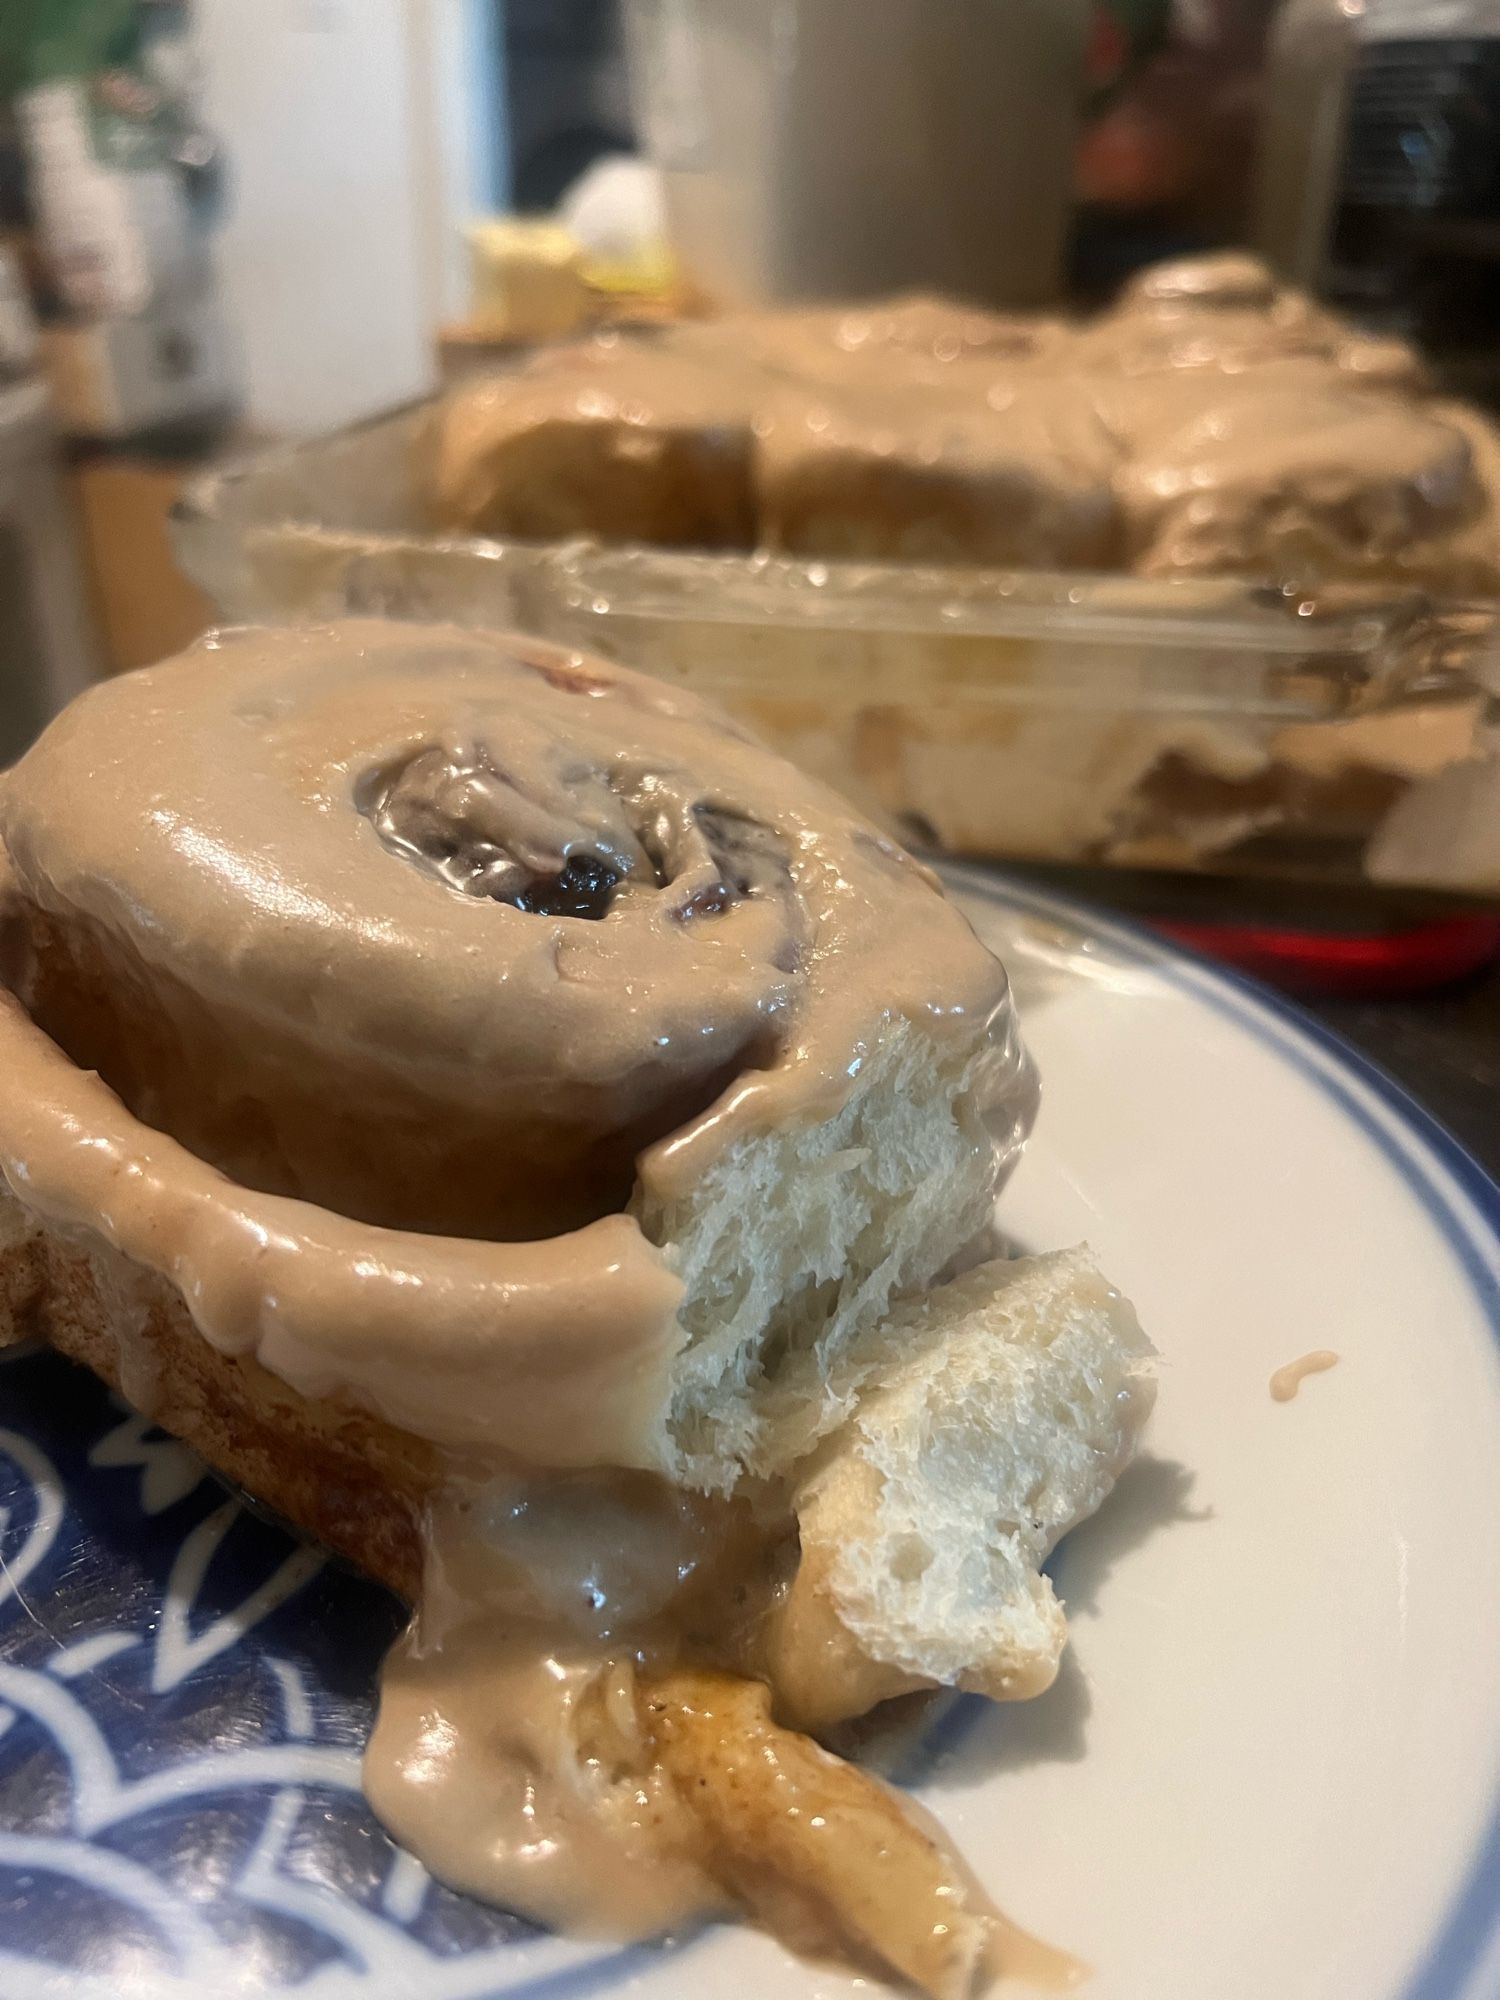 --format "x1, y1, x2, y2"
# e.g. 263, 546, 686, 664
0, 622, 1013, 1468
